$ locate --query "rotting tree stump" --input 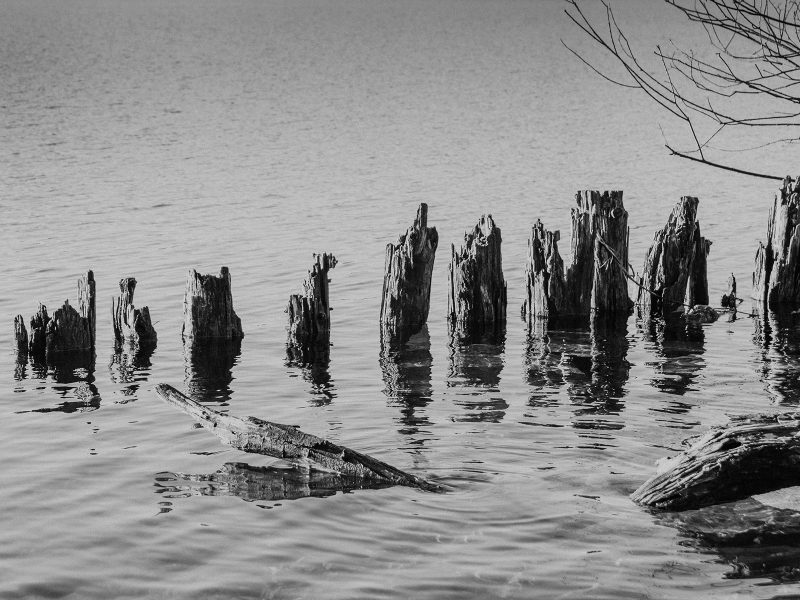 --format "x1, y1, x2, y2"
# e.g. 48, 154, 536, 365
448, 214, 507, 341
523, 191, 632, 325
287, 253, 337, 364
638, 197, 707, 320
182, 267, 243, 340
155, 383, 441, 492
380, 203, 438, 349
14, 271, 96, 358
14, 315, 27, 354
753, 176, 800, 310
632, 412, 800, 510
687, 233, 711, 307
112, 278, 157, 347
721, 273, 737, 309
